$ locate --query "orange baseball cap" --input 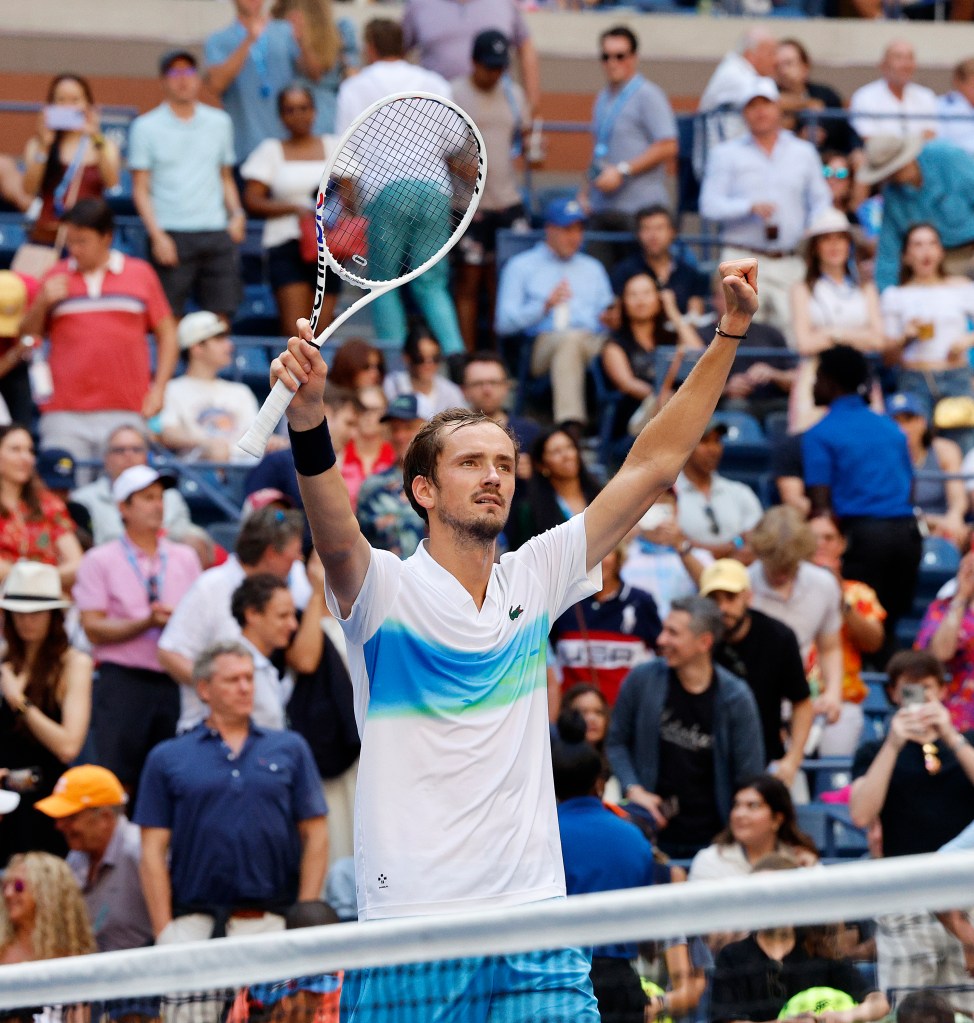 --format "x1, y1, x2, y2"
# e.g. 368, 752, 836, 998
35, 765, 126, 818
